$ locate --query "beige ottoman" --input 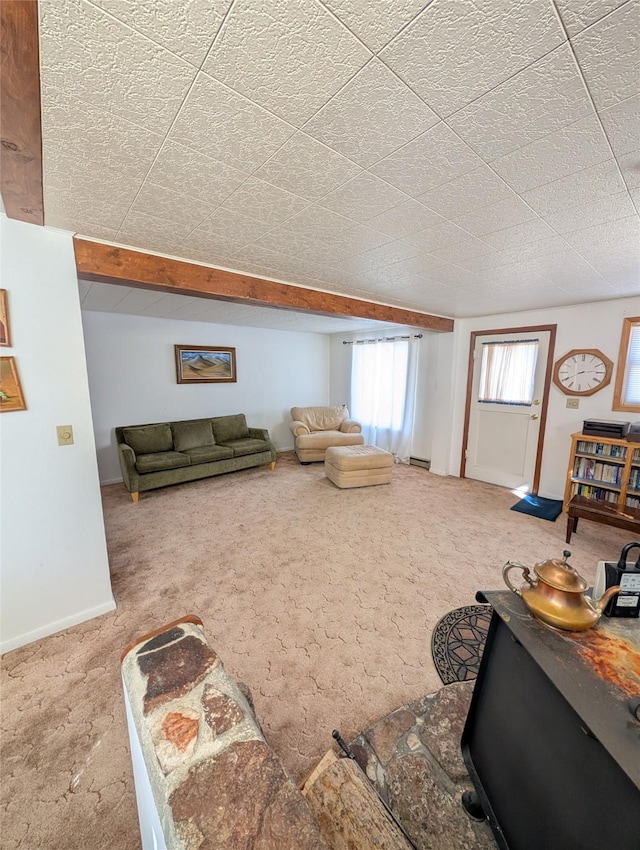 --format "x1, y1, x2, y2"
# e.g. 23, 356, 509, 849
325, 445, 394, 489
